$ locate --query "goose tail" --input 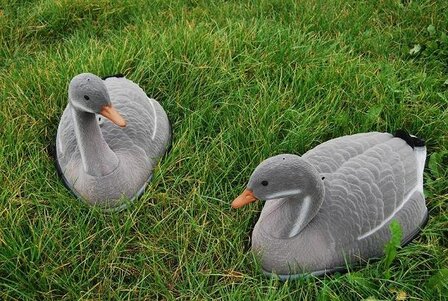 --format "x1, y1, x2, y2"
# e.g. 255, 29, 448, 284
102, 73, 125, 80
394, 129, 425, 148
394, 129, 426, 192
